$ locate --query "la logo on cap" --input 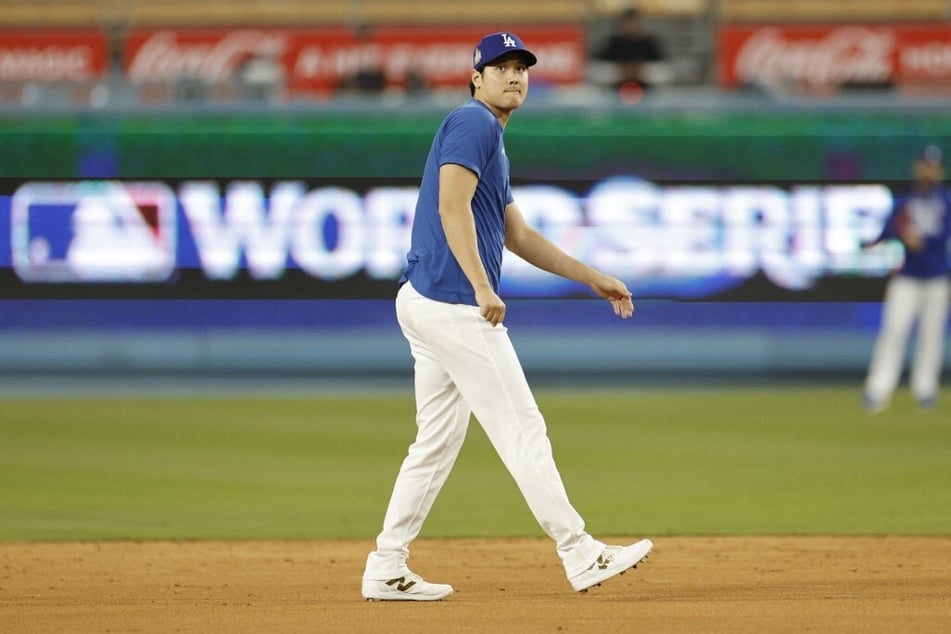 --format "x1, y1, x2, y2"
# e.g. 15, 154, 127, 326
501, 33, 517, 48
